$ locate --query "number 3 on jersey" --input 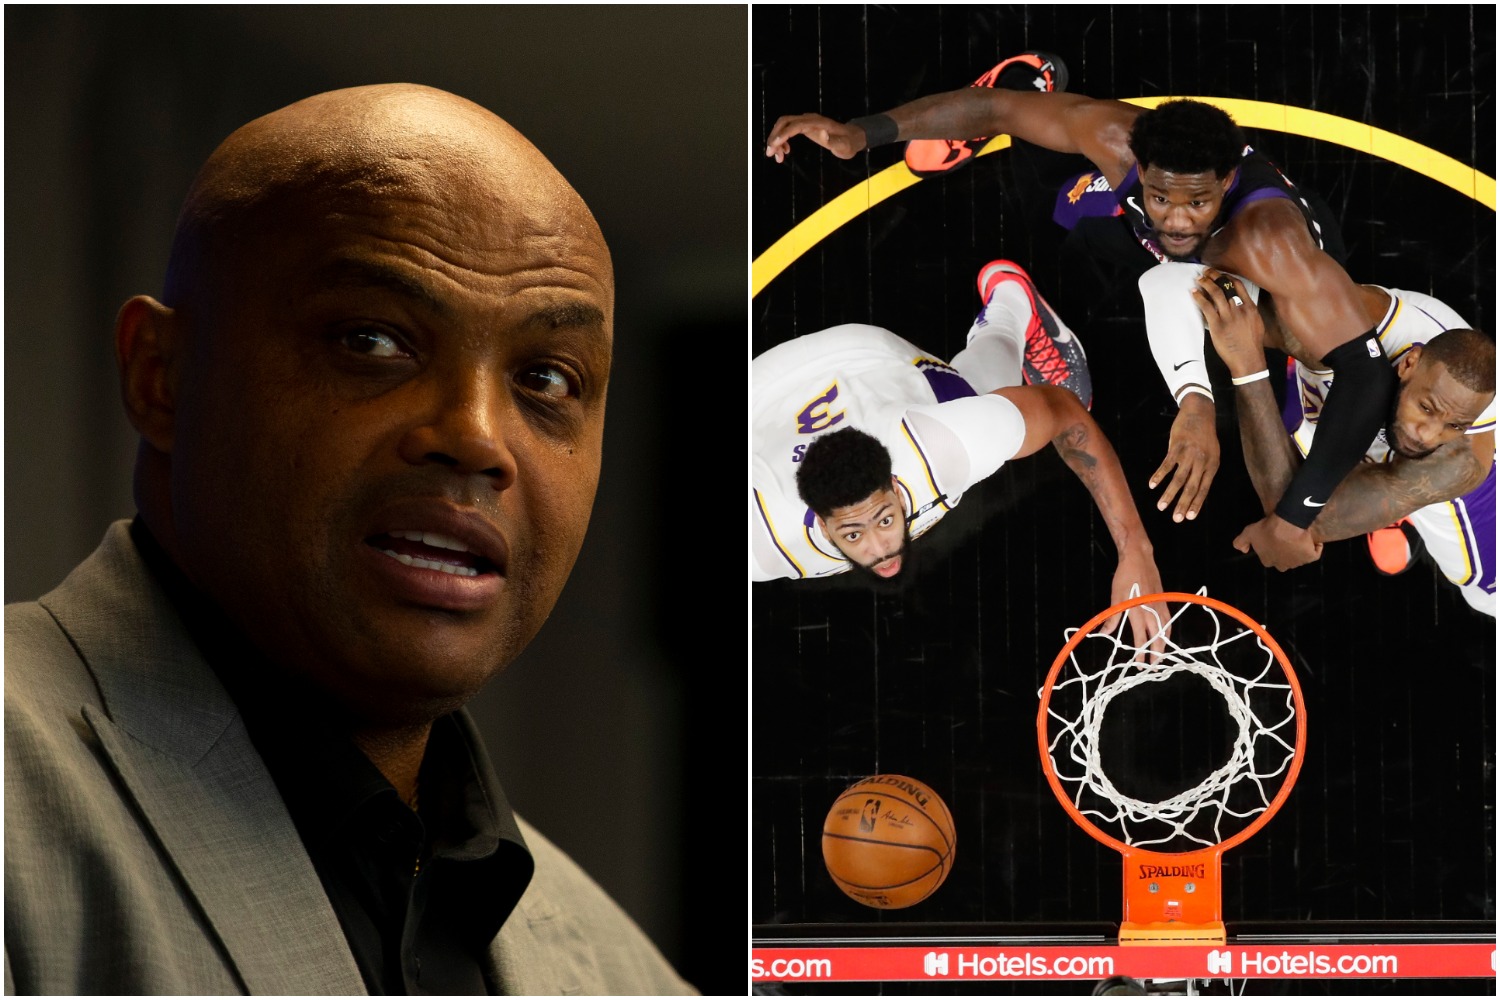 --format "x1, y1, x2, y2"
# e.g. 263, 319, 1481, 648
795, 381, 845, 435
